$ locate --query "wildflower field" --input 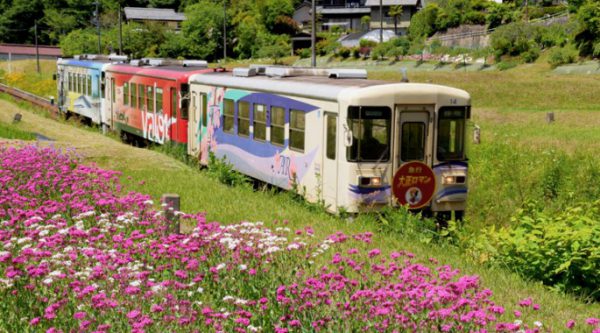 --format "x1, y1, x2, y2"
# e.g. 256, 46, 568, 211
2, 144, 599, 332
